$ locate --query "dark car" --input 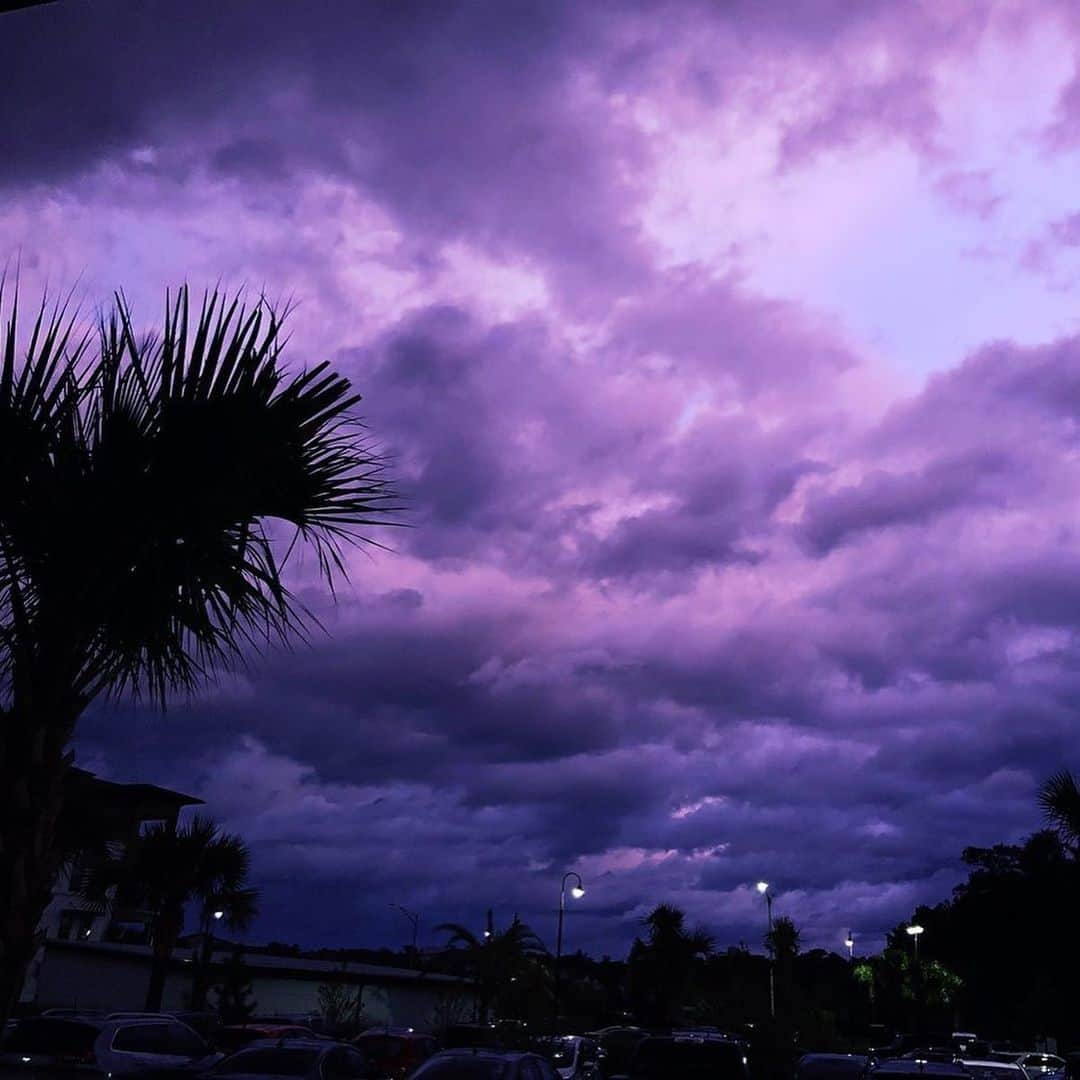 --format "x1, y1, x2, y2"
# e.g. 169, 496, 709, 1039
214, 1028, 320, 1056
201, 1040, 373, 1080
796, 1053, 871, 1080
351, 1030, 437, 1078
532, 1037, 604, 1080
899, 1051, 961, 1066
411, 1049, 560, 1079
872, 1037, 955, 1061
869, 1063, 968, 1080
613, 1036, 751, 1080
585, 1029, 646, 1080
0, 1016, 221, 1080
